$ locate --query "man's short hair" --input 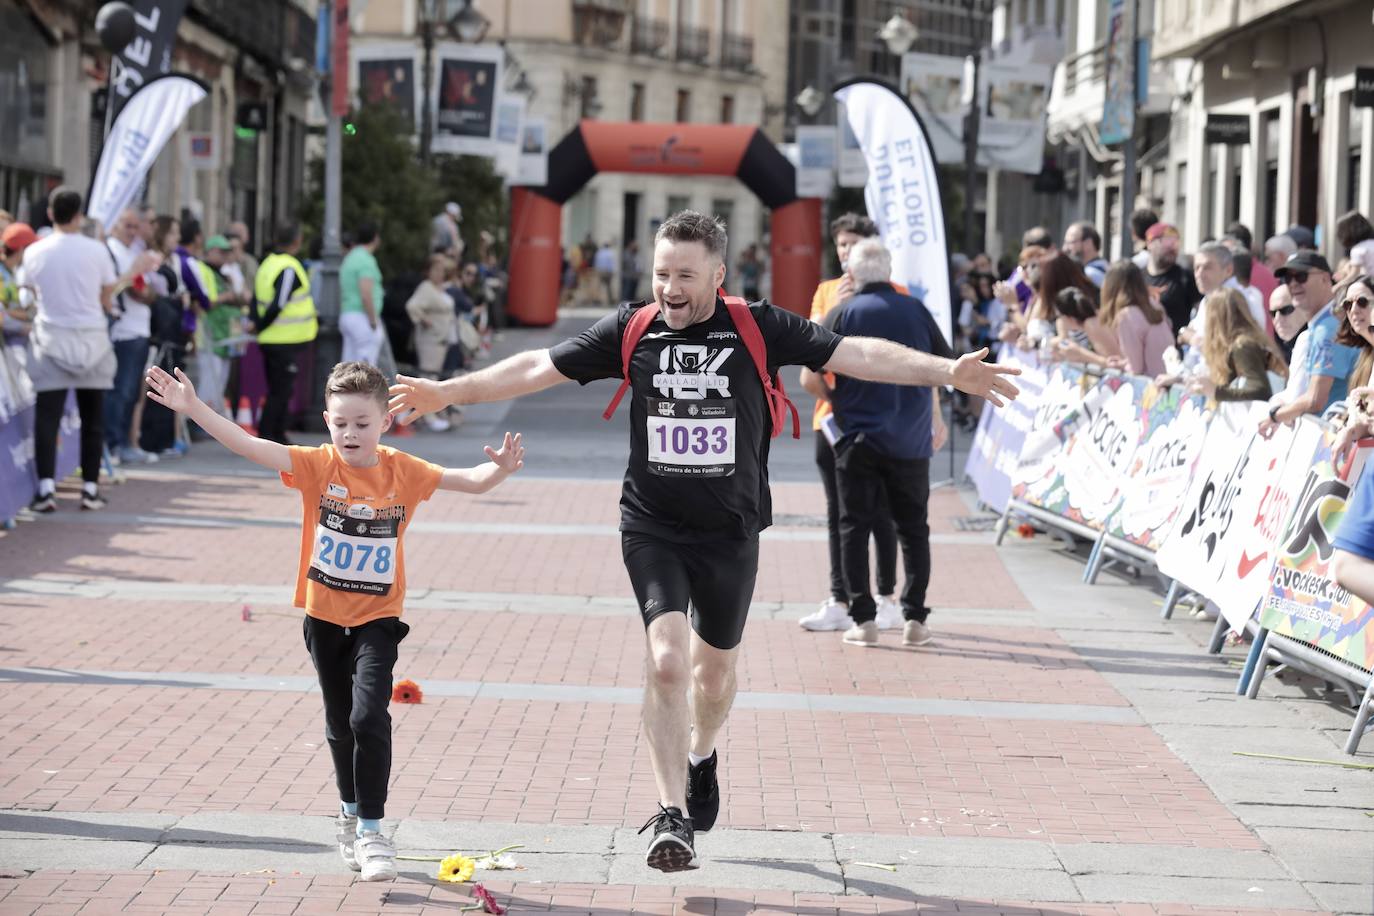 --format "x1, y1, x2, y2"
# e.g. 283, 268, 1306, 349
1224, 222, 1253, 250
847, 238, 892, 287
1196, 242, 1233, 270
355, 222, 379, 246
1231, 250, 1252, 285
829, 212, 878, 240
325, 361, 388, 411
1130, 208, 1160, 241
1022, 226, 1054, 249
48, 187, 83, 225
179, 219, 202, 246
274, 221, 301, 250
1264, 234, 1297, 259
1069, 221, 1101, 251
655, 210, 727, 261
